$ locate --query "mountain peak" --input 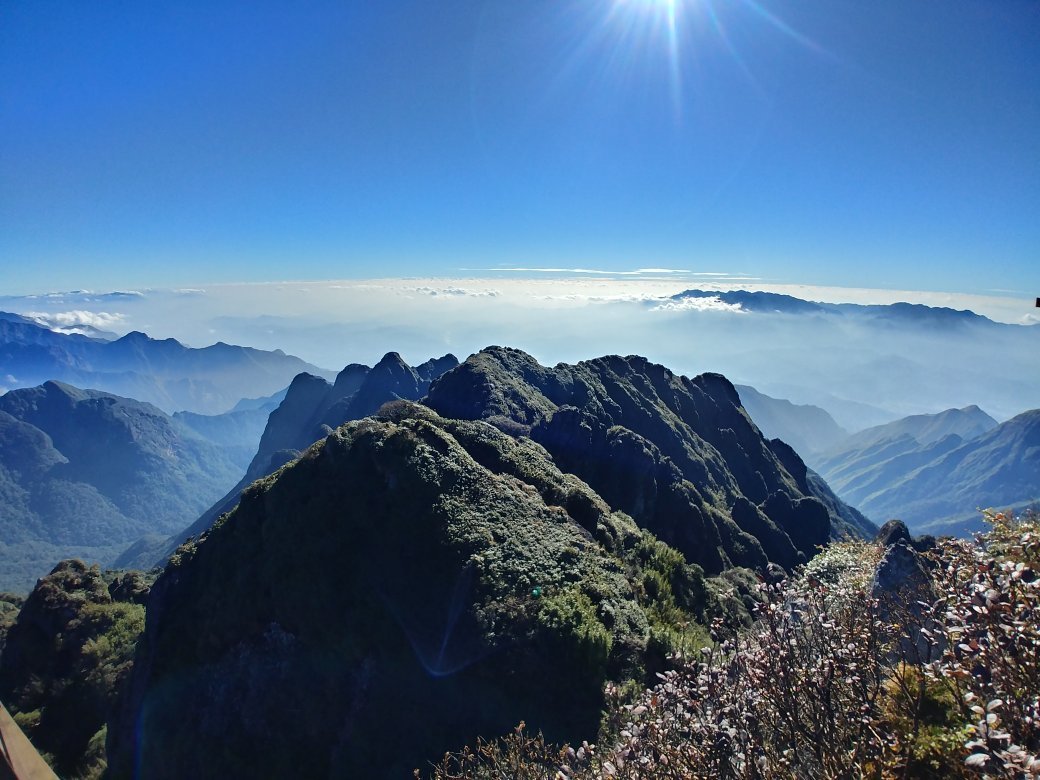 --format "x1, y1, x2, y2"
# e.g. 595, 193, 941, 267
427, 349, 871, 571
373, 350, 410, 370
331, 363, 370, 398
